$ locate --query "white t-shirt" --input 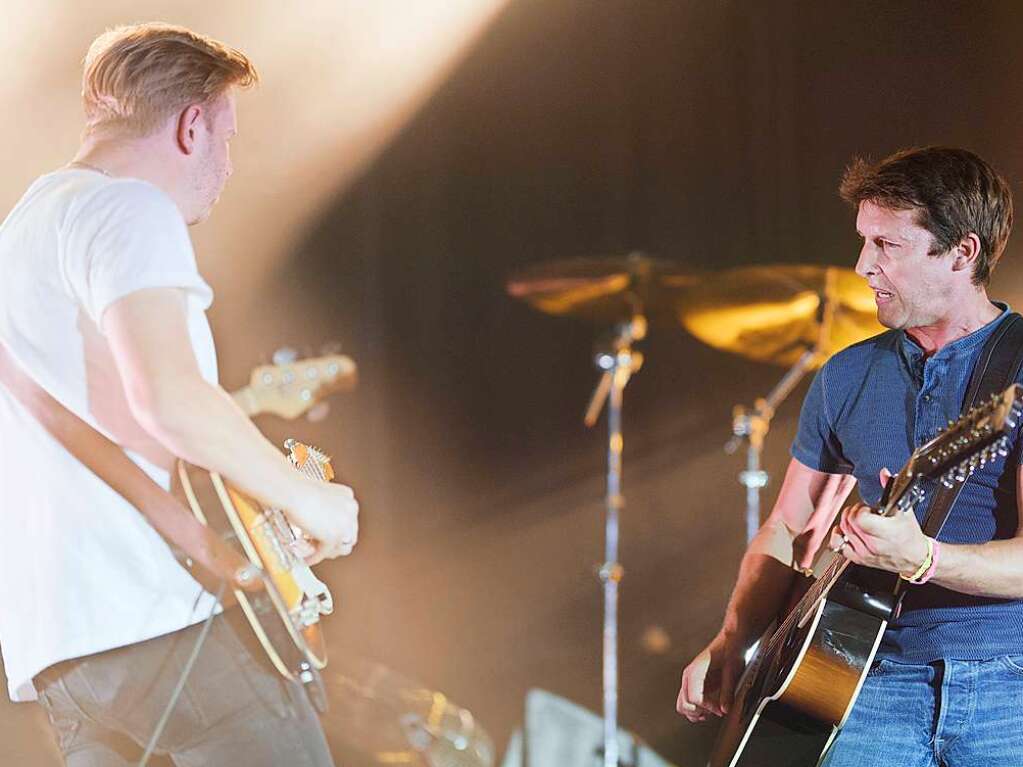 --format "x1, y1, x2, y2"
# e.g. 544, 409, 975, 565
0, 169, 222, 701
